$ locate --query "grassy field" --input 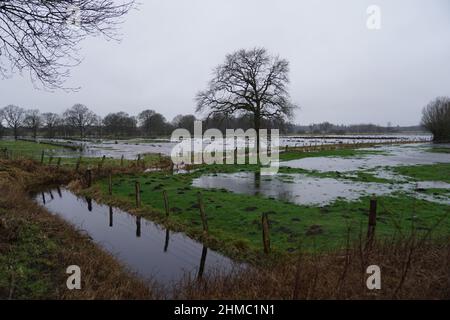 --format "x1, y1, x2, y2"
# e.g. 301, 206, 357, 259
0, 139, 164, 169
86, 166, 450, 259
279, 147, 387, 161
393, 163, 450, 183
